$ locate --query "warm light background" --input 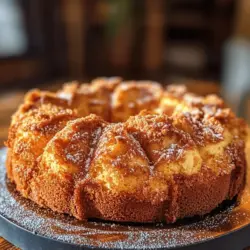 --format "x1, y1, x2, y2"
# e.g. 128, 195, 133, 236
0, 1, 250, 249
